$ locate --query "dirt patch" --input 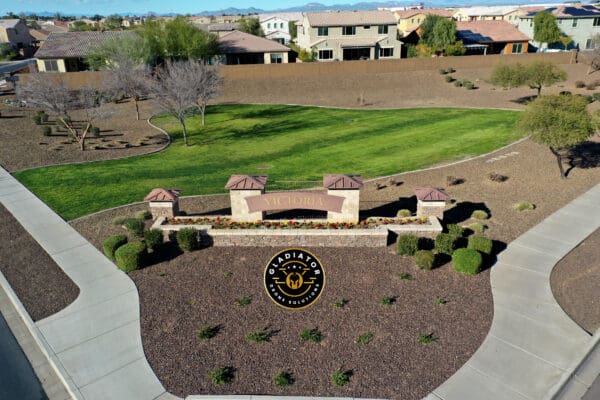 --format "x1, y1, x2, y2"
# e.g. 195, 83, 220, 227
0, 96, 168, 172
551, 228, 600, 334
0, 204, 79, 321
